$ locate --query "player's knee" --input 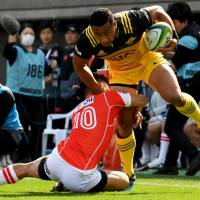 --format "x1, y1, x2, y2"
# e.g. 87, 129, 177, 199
117, 126, 132, 138
122, 178, 129, 189
121, 176, 130, 189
